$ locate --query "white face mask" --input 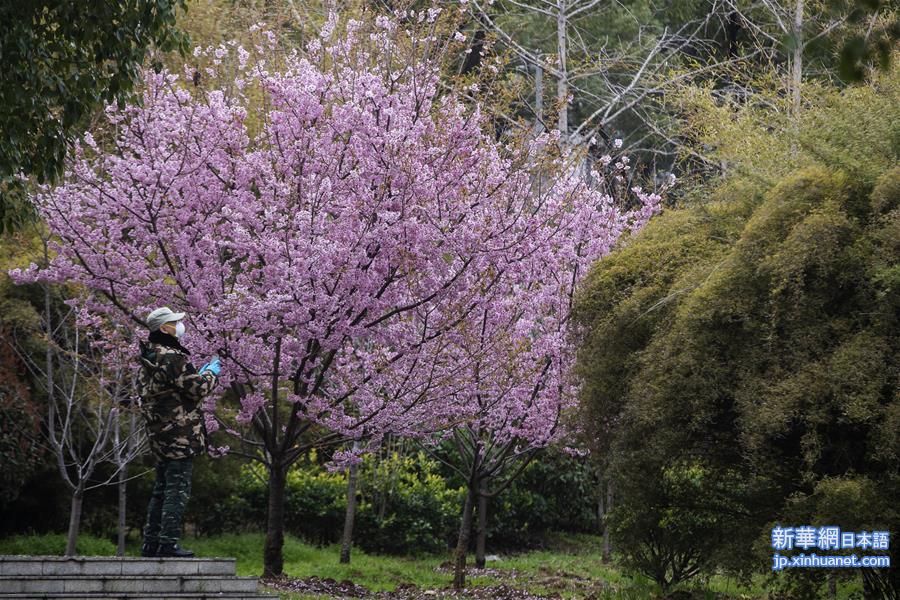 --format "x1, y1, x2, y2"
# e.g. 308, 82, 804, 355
174, 321, 186, 339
